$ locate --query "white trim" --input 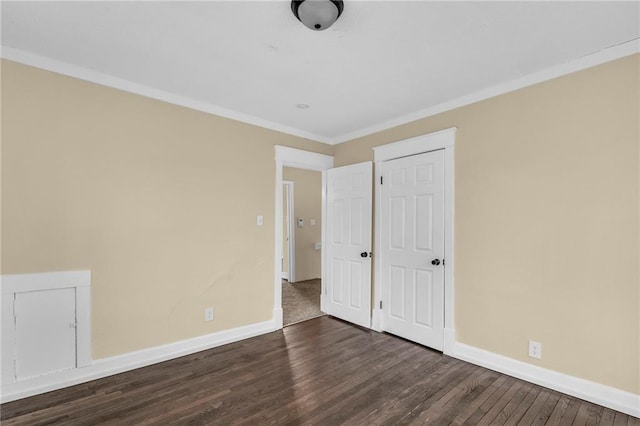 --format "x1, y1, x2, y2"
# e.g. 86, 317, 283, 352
75, 285, 92, 369
274, 146, 333, 329
1, 270, 91, 294
373, 128, 456, 354
320, 170, 328, 314
282, 181, 296, 283
1, 271, 92, 386
4, 41, 637, 146
275, 146, 333, 172
0, 47, 333, 145
453, 342, 640, 418
373, 127, 457, 162
1, 319, 276, 403
442, 143, 456, 355
335, 39, 640, 144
